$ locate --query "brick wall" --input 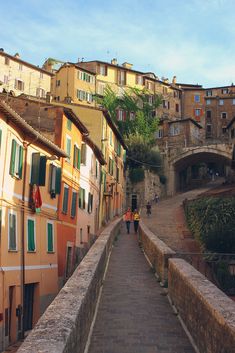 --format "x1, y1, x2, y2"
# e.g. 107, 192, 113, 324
168, 258, 235, 353
17, 218, 121, 353
139, 221, 175, 285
